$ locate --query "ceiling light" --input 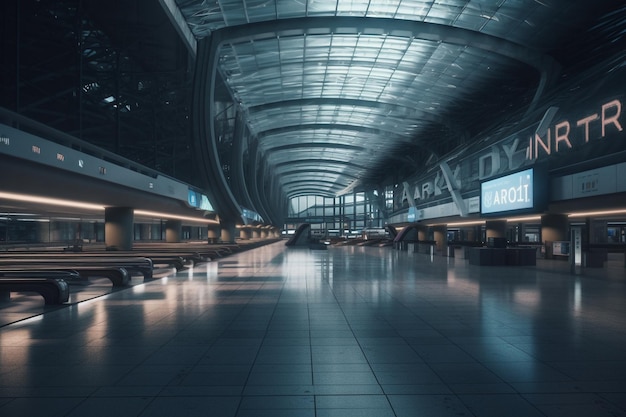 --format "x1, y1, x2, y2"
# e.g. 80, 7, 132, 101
0, 192, 104, 211
134, 210, 218, 224
445, 220, 485, 226
568, 209, 626, 218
